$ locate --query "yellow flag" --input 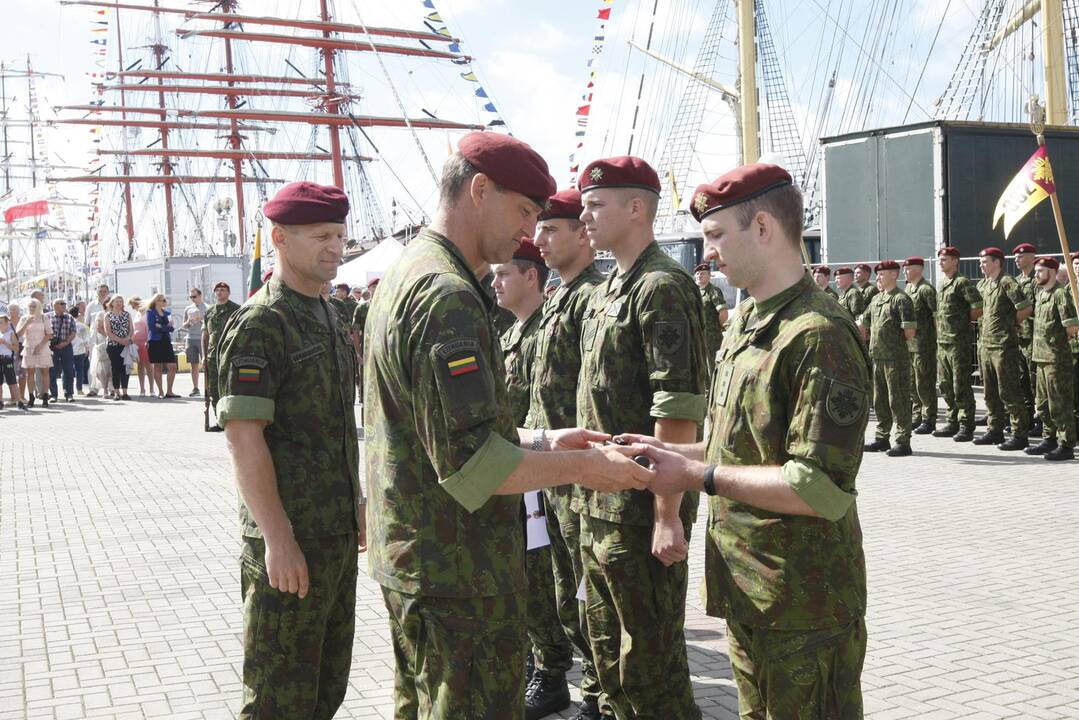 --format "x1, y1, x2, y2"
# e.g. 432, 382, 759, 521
993, 145, 1056, 239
